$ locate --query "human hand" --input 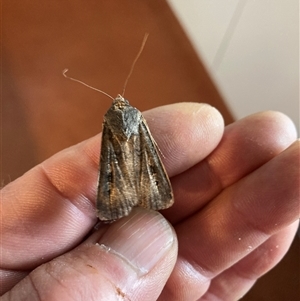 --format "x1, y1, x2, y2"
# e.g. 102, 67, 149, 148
1, 103, 299, 300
